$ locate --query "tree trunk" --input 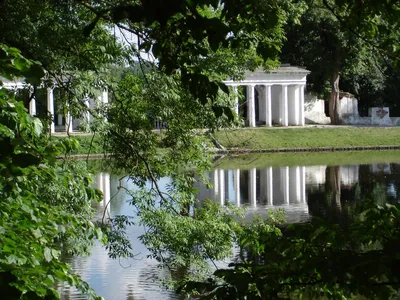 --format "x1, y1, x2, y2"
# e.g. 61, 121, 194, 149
329, 69, 341, 125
